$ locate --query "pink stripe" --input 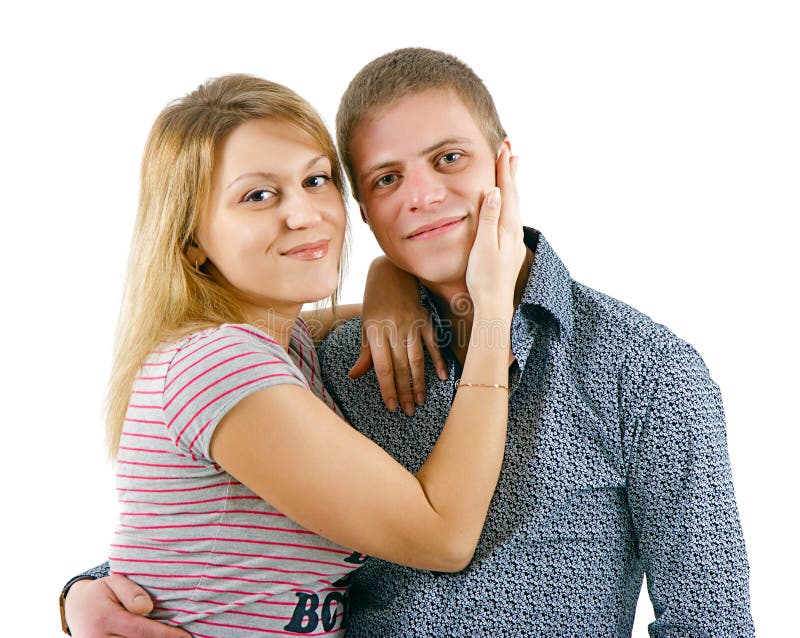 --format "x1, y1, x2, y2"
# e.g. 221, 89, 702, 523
194, 618, 342, 636
141, 361, 170, 367
131, 583, 275, 595
160, 595, 311, 609
173, 371, 306, 444
228, 325, 282, 347
117, 460, 206, 469
119, 522, 316, 536
120, 571, 317, 588
110, 556, 332, 578
122, 534, 352, 556
128, 403, 162, 409
120, 509, 286, 517
168, 363, 289, 431
122, 433, 171, 441
124, 418, 166, 425
163, 597, 273, 608
110, 543, 345, 568
119, 446, 184, 456
134, 375, 167, 381
165, 347, 262, 406
297, 319, 313, 338
168, 335, 240, 383
165, 339, 245, 393
188, 418, 214, 457
132, 389, 162, 395
115, 481, 237, 493
158, 604, 342, 624
119, 495, 266, 506
116, 474, 191, 481
133, 582, 330, 599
